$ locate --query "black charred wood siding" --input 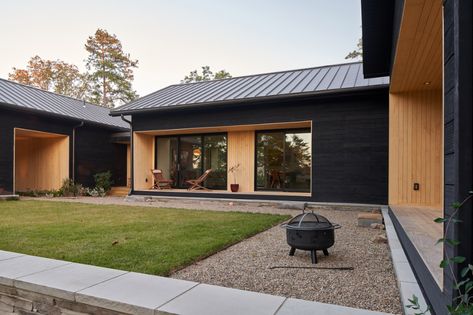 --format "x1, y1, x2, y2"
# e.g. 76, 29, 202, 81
442, 0, 473, 306
132, 89, 389, 204
74, 126, 127, 188
0, 108, 73, 194
0, 107, 126, 192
